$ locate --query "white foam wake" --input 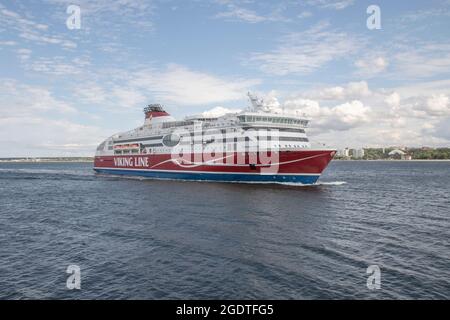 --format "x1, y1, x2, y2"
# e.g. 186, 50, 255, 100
316, 181, 347, 186
0, 168, 92, 176
279, 181, 347, 187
